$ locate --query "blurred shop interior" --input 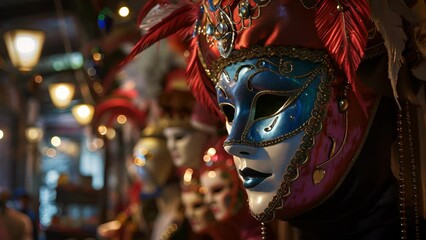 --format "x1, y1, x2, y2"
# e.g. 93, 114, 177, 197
0, 0, 192, 239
